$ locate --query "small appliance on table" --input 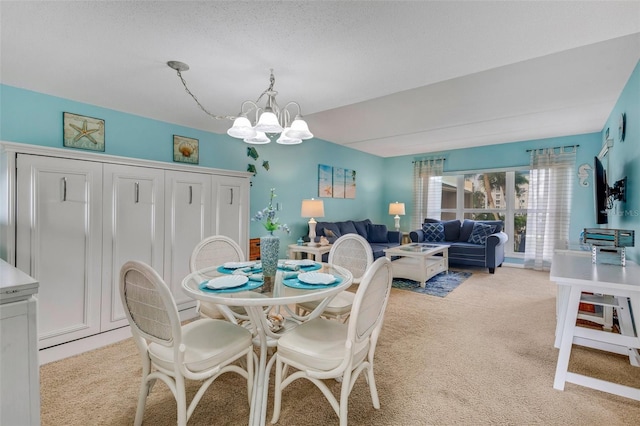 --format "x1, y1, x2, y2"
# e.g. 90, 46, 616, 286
582, 228, 635, 266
